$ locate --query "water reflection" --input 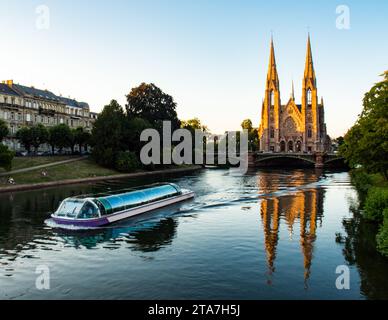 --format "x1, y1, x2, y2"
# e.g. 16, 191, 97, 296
258, 170, 325, 288
1, 169, 388, 299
